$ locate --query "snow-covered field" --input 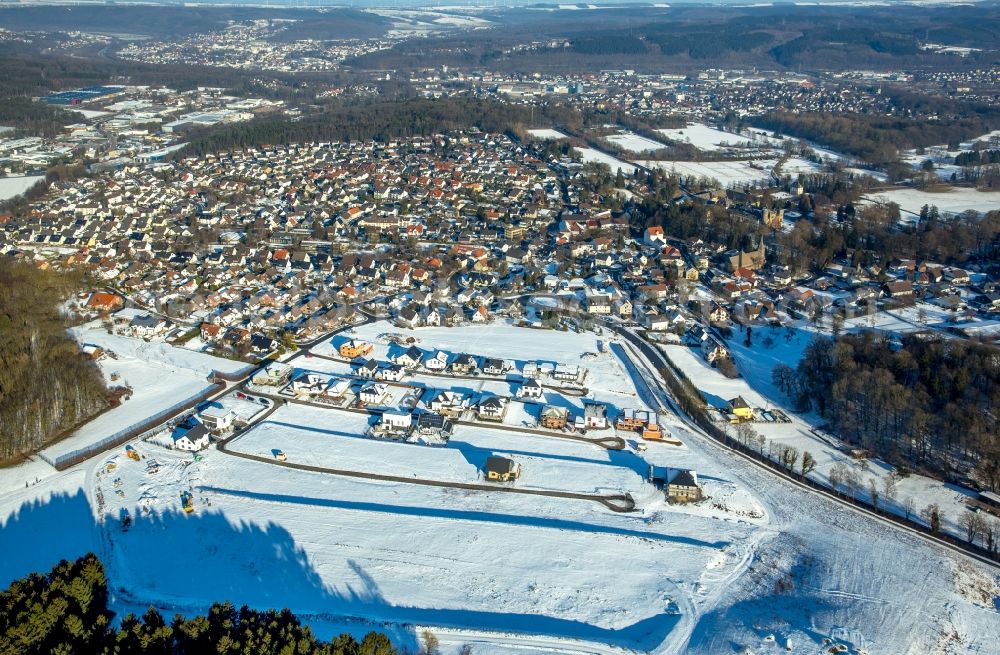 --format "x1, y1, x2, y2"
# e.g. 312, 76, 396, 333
656, 124, 753, 152
525, 128, 567, 140
0, 174, 44, 200
38, 325, 248, 465
863, 186, 1000, 218
780, 156, 825, 175
3, 322, 1000, 653
573, 147, 639, 175
603, 131, 669, 154
636, 159, 777, 187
